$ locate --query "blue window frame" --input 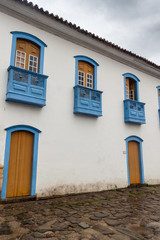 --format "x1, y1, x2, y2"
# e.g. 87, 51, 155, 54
6, 31, 48, 106
123, 73, 146, 124
125, 136, 145, 185
74, 55, 103, 117
156, 86, 160, 120
74, 55, 99, 89
10, 31, 47, 74
123, 73, 140, 101
157, 86, 160, 108
1, 125, 41, 199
